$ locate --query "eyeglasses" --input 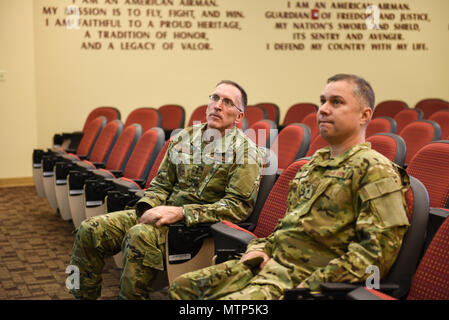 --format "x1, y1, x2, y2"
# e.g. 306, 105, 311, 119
209, 94, 243, 112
